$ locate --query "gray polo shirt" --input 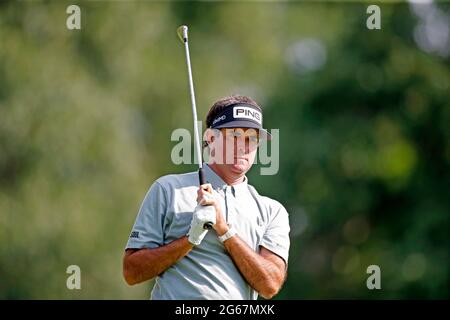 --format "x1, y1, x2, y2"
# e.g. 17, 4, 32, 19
126, 164, 290, 300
